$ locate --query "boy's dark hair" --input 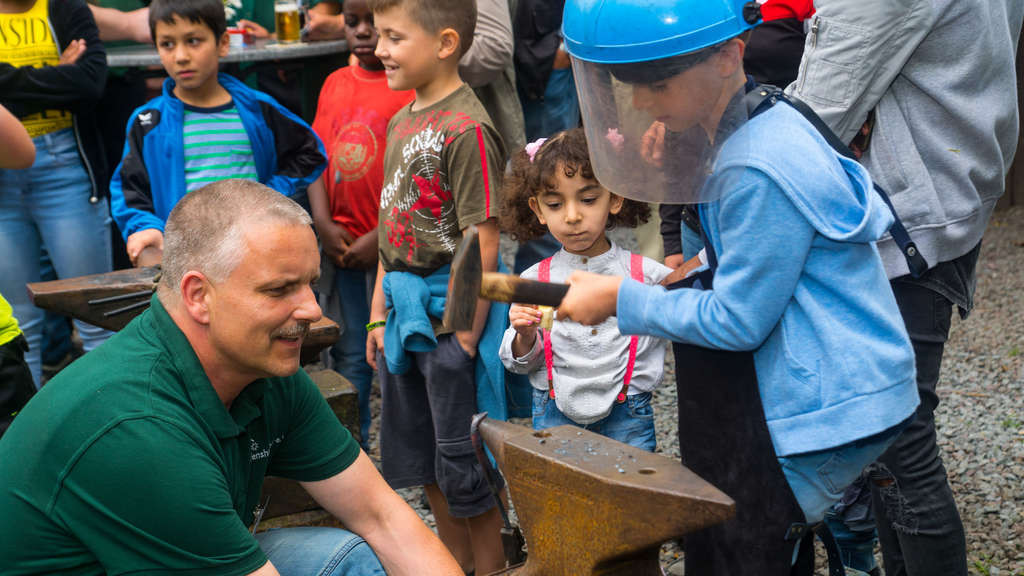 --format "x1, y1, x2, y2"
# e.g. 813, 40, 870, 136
367, 0, 475, 57
500, 128, 651, 243
149, 0, 227, 43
